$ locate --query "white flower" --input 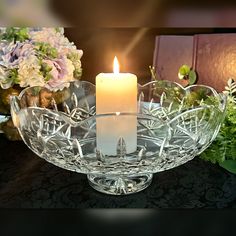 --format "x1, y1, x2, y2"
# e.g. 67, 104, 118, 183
30, 28, 82, 58
18, 55, 45, 87
30, 28, 73, 51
